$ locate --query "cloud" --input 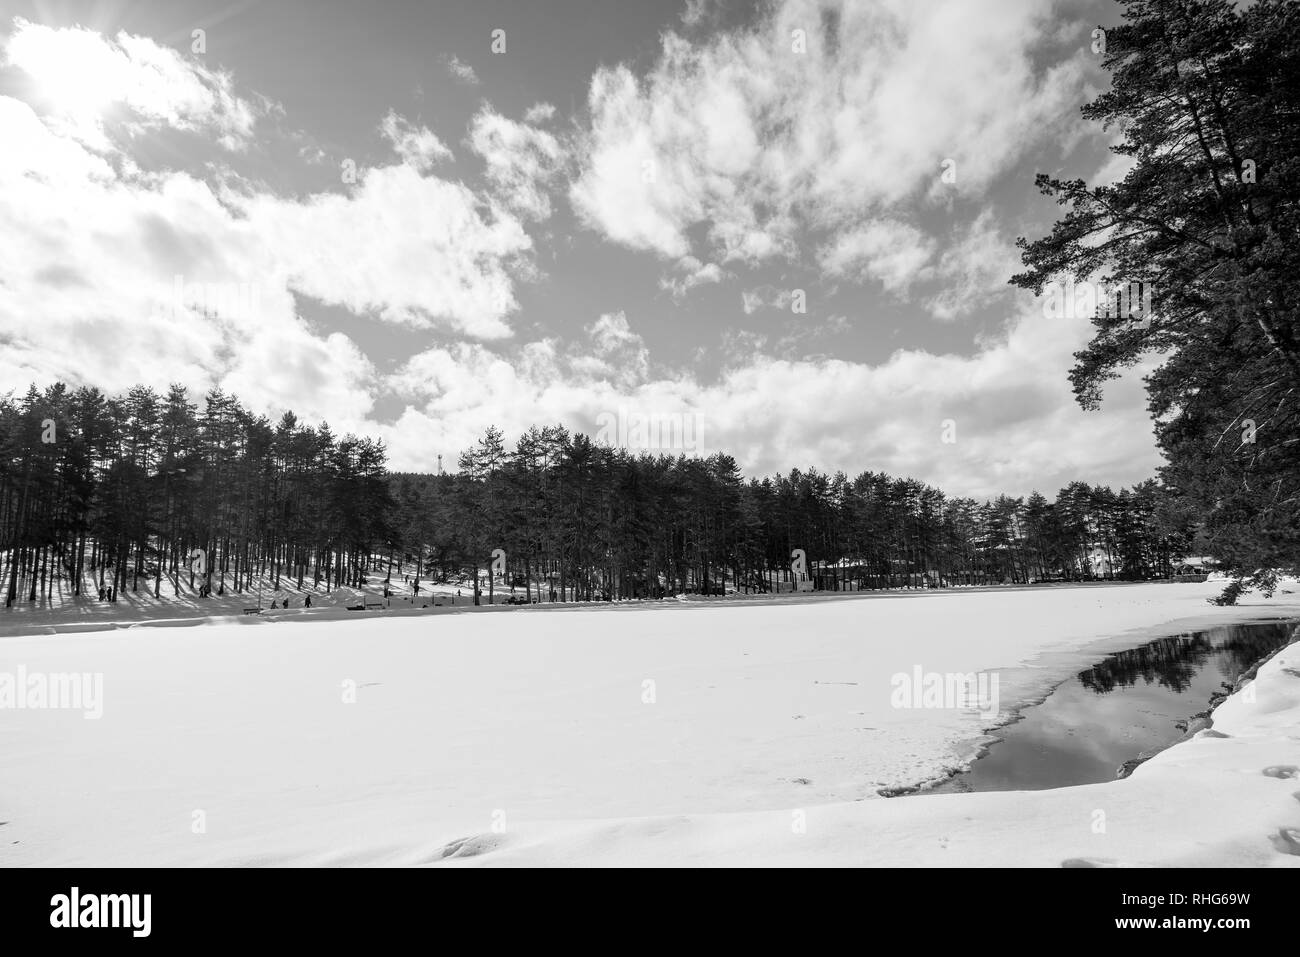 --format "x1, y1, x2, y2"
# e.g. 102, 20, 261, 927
0, 12, 1157, 502
690, 310, 1157, 498
819, 220, 936, 295
741, 285, 795, 315
443, 55, 480, 86
572, 311, 651, 386
2, 18, 267, 151
523, 102, 556, 124
468, 106, 566, 220
760, 313, 851, 360
660, 256, 725, 299
0, 70, 536, 439
924, 210, 1022, 321
380, 303, 1158, 498
379, 110, 453, 169
235, 162, 532, 338
570, 0, 1091, 272
681, 0, 718, 28
0, 95, 376, 424
814, 211, 1021, 319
